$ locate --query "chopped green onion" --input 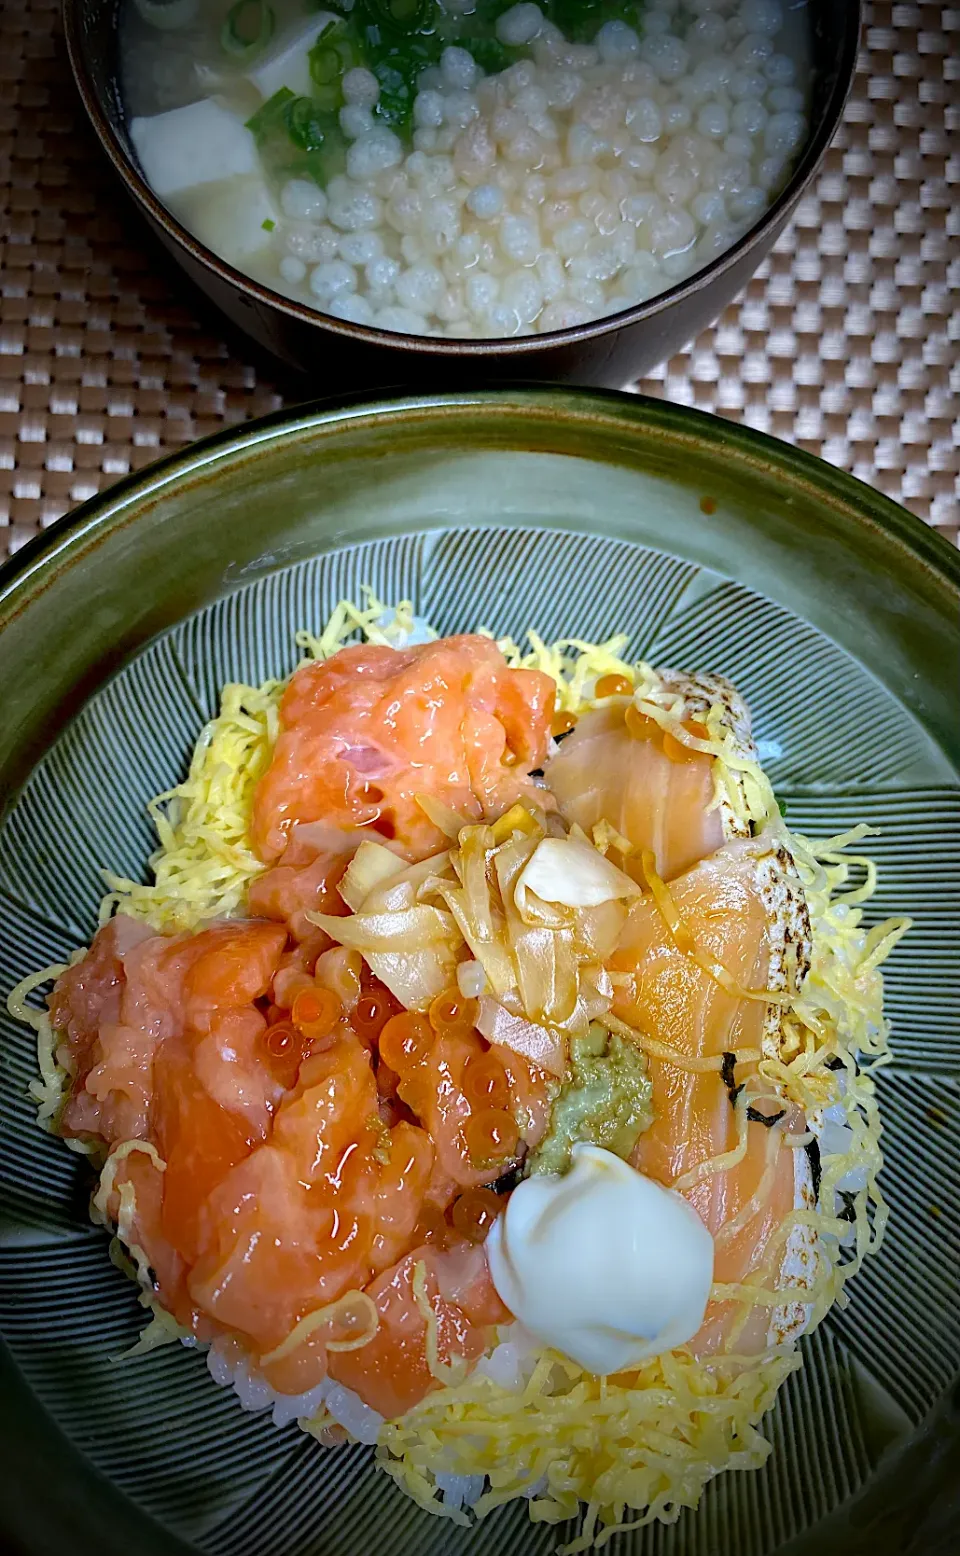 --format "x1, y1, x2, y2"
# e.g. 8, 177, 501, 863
463, 36, 510, 76
246, 87, 295, 142
365, 0, 432, 33
221, 0, 275, 58
307, 22, 359, 111
310, 45, 342, 85
261, 218, 276, 231
285, 96, 328, 152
